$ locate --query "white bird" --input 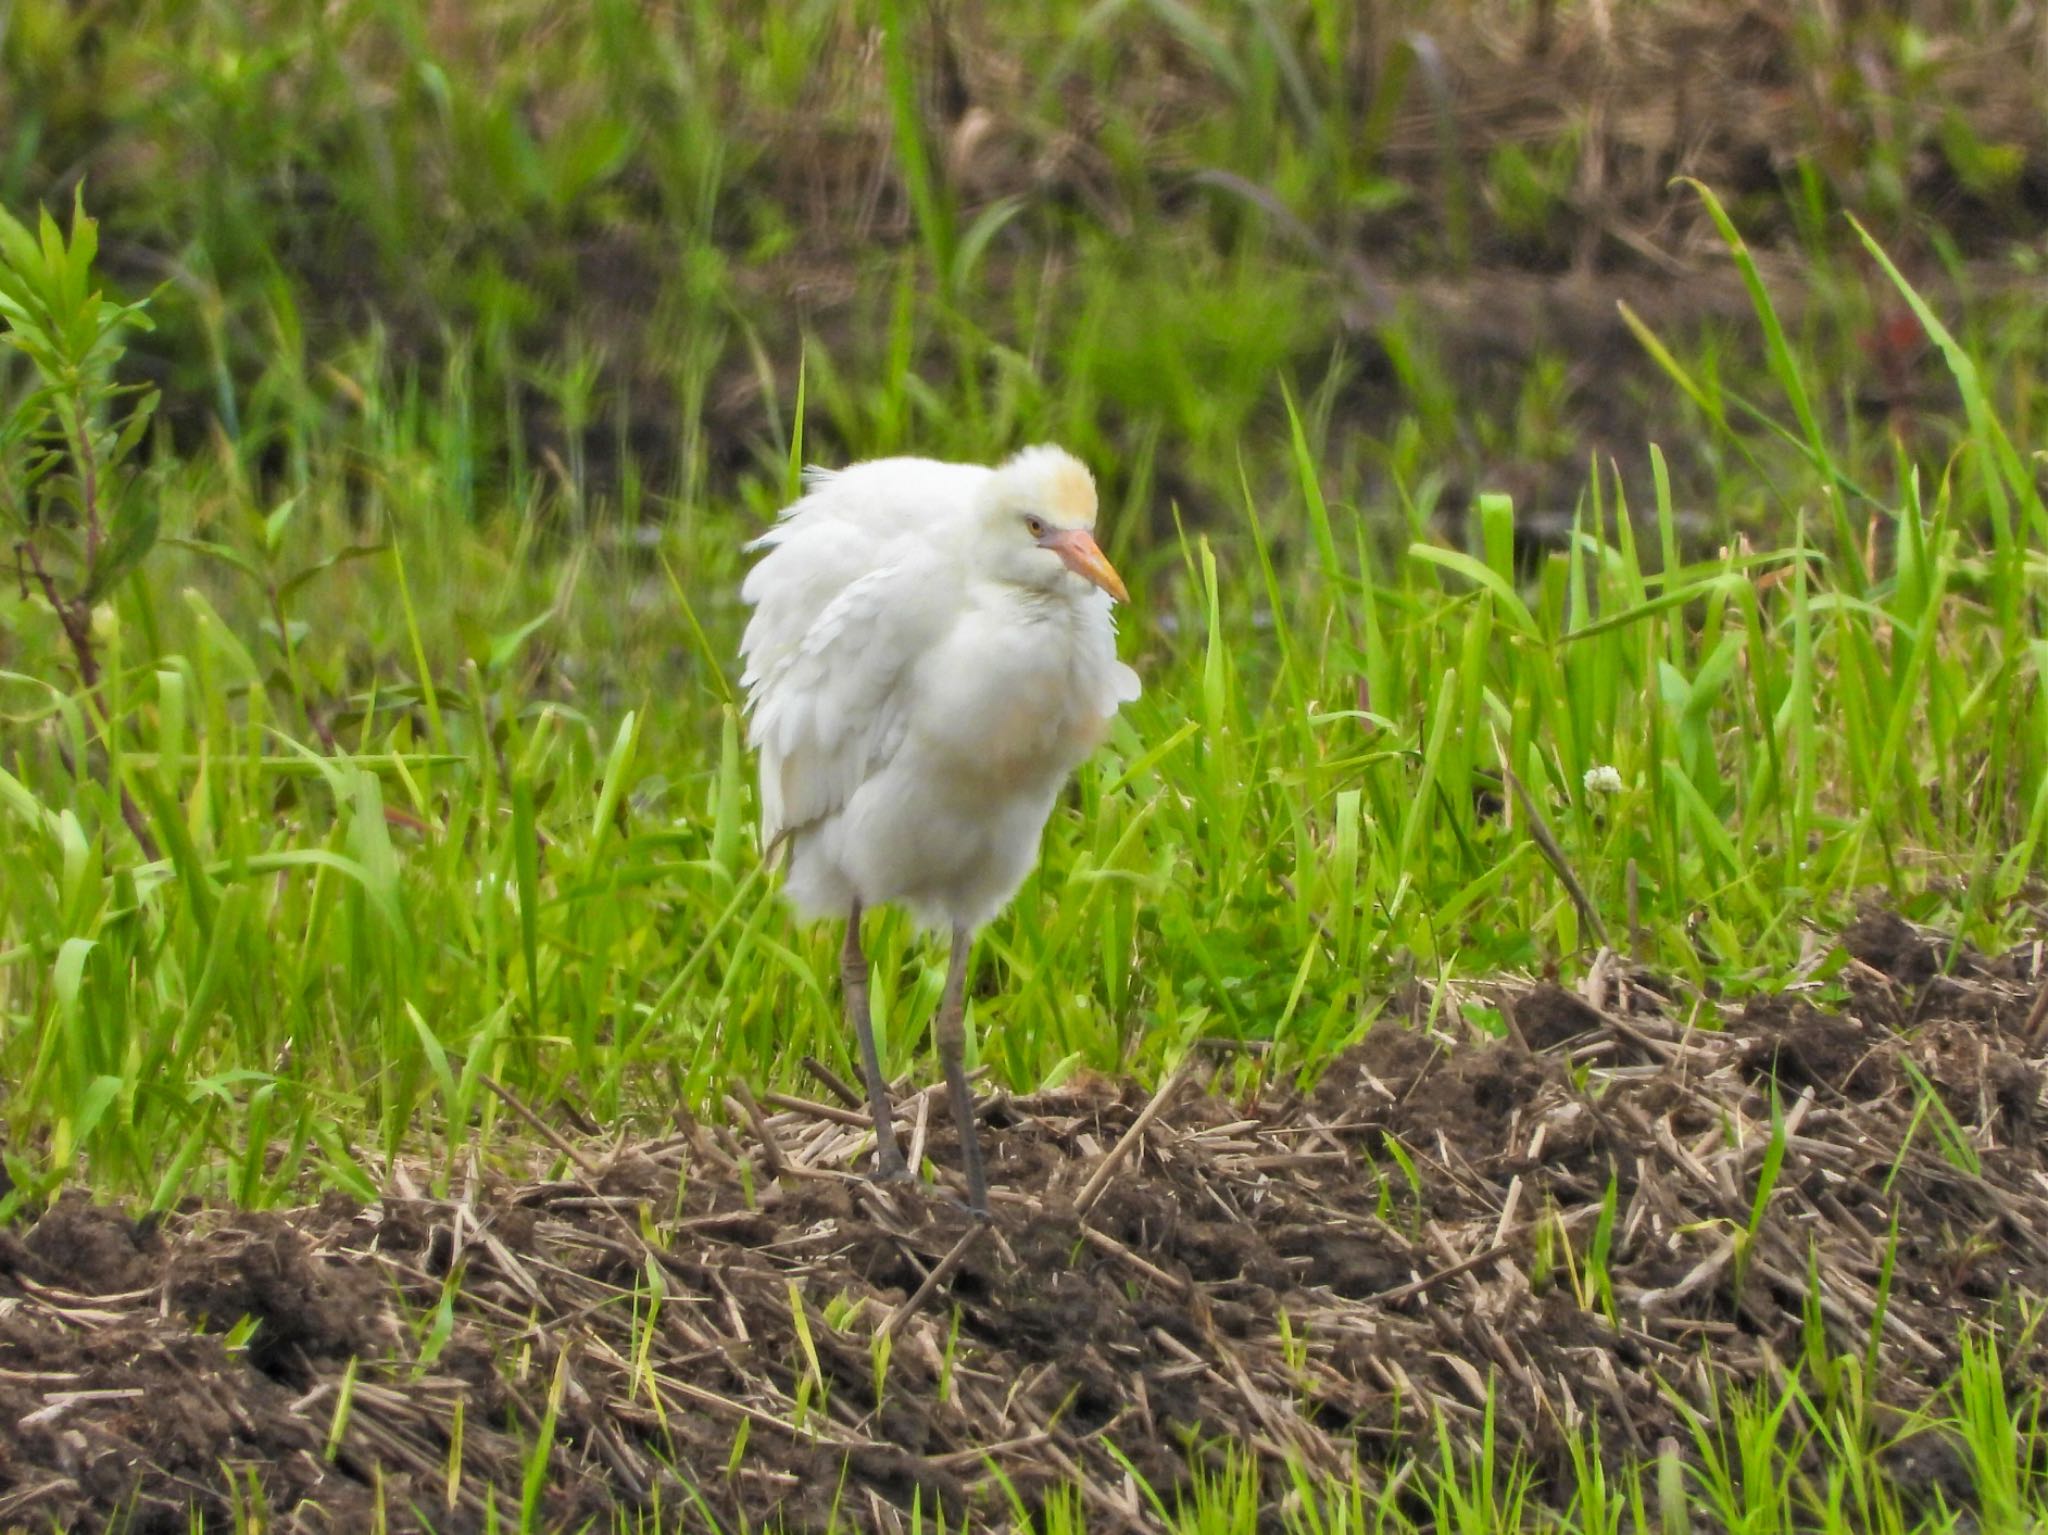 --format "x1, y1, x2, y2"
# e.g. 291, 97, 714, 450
739, 445, 1140, 1214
